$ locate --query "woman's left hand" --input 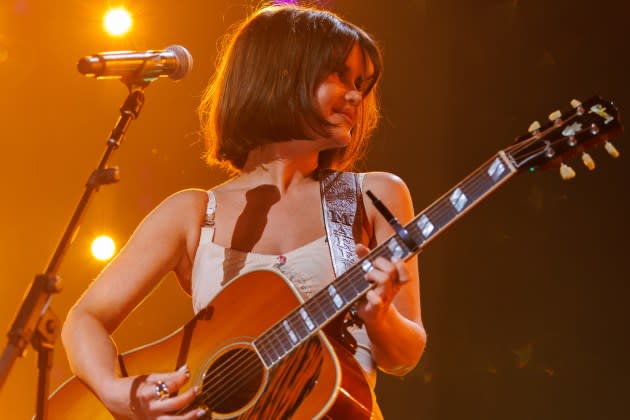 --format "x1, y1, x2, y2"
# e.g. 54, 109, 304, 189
354, 243, 410, 326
